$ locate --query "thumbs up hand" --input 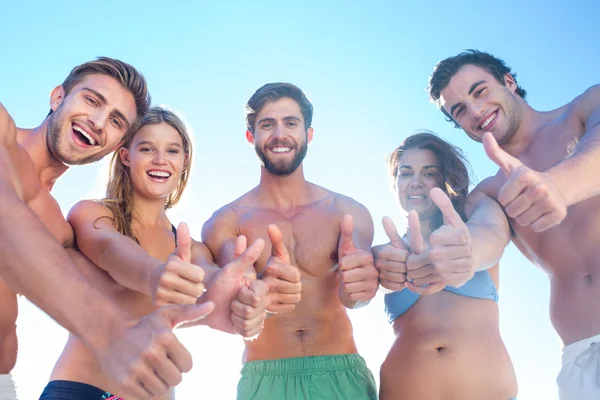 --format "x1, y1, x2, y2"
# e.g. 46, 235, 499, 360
426, 188, 475, 288
338, 214, 379, 303
405, 211, 446, 296
483, 132, 567, 232
201, 235, 268, 337
260, 224, 302, 314
373, 216, 409, 292
151, 222, 206, 306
